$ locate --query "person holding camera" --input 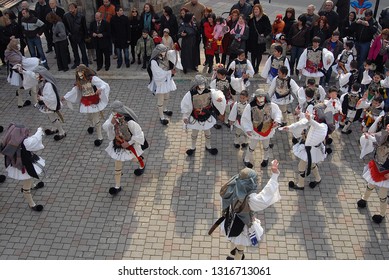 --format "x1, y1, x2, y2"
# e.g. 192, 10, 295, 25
350, 9, 378, 69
